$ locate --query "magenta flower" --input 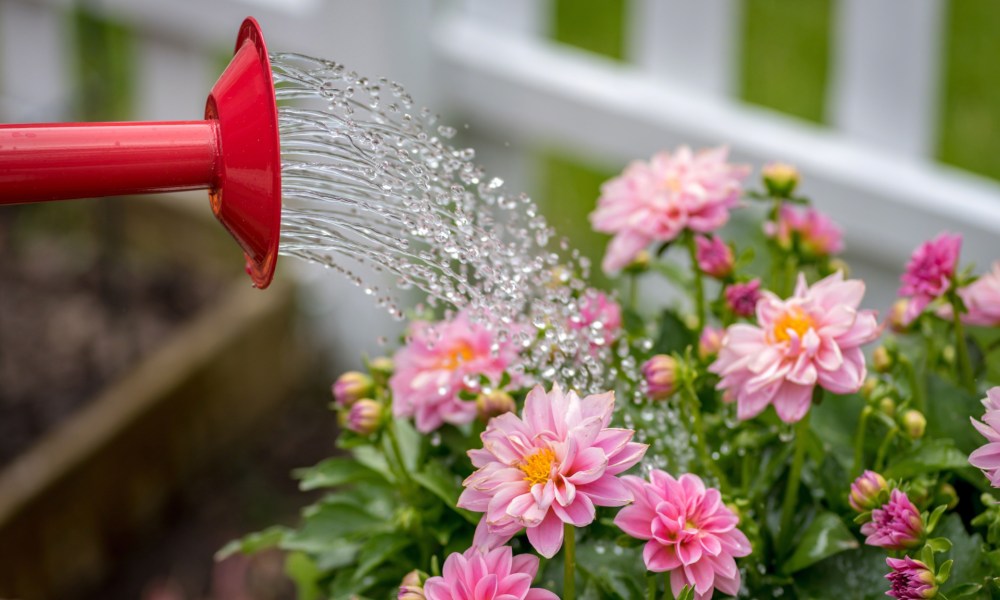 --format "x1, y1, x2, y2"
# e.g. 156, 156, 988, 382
571, 290, 622, 346
391, 310, 520, 433
898, 232, 962, 324
861, 489, 923, 550
724, 279, 762, 318
848, 470, 889, 512
422, 546, 558, 600
590, 146, 749, 273
458, 384, 647, 558
764, 204, 844, 257
615, 471, 751, 600
695, 235, 734, 279
885, 556, 938, 599
969, 387, 1000, 487
710, 272, 880, 423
